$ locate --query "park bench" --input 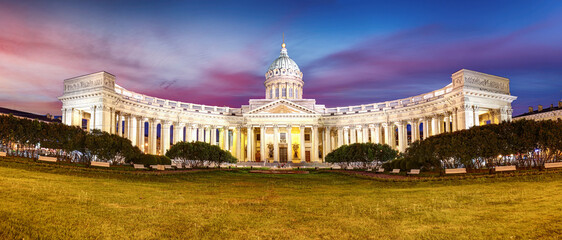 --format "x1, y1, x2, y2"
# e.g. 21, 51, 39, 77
445, 168, 467, 174
0, 152, 6, 157
545, 162, 562, 169
164, 165, 174, 170
133, 164, 146, 170
90, 161, 110, 168
391, 169, 400, 174
38, 156, 57, 162
495, 165, 516, 172
346, 166, 354, 170
377, 168, 385, 173
407, 169, 420, 175
366, 168, 372, 172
